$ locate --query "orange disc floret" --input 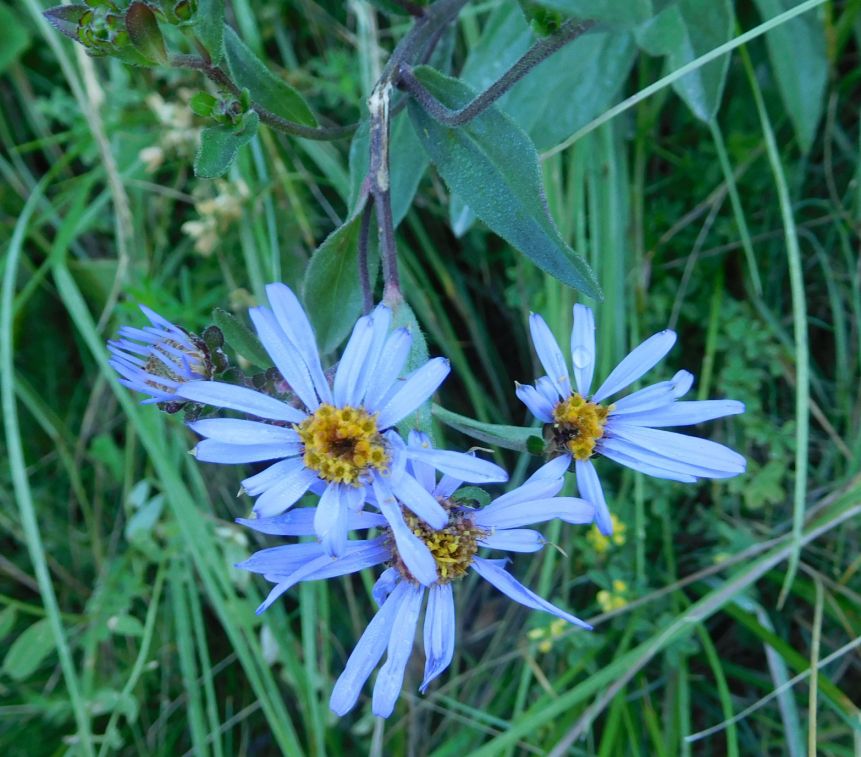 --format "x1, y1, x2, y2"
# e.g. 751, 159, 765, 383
296, 403, 389, 485
551, 393, 611, 461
